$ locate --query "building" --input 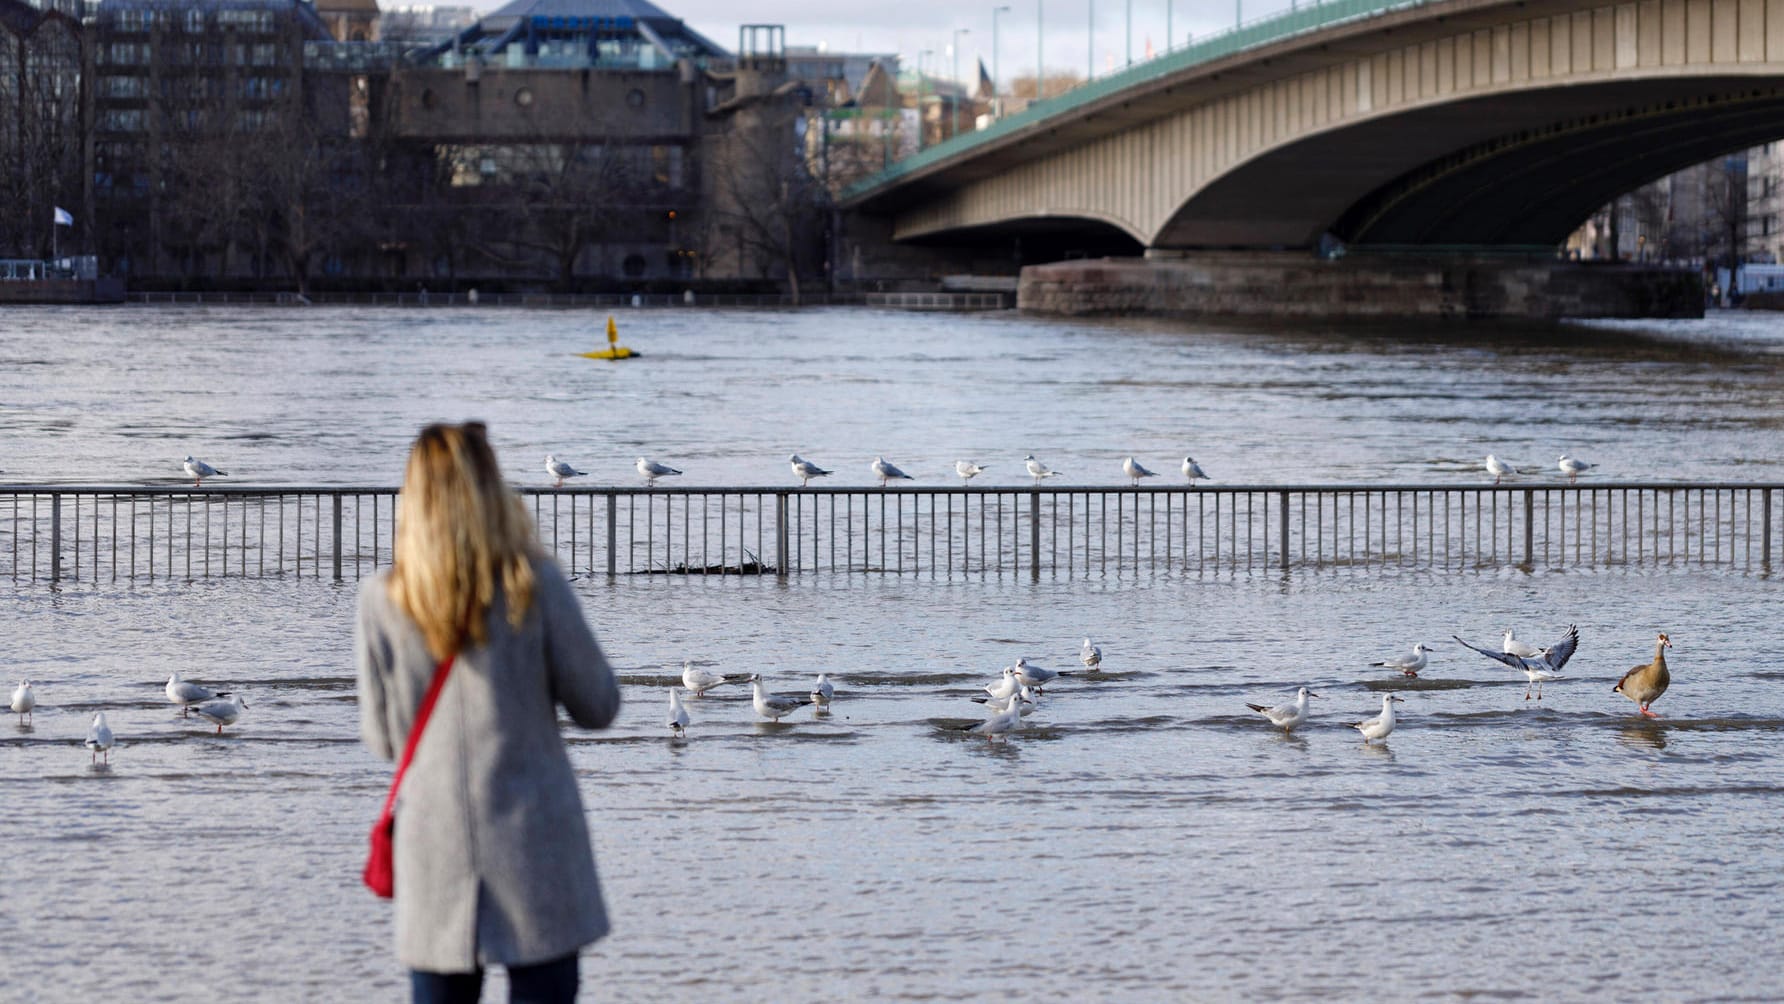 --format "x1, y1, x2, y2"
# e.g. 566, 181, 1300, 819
0, 0, 84, 258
